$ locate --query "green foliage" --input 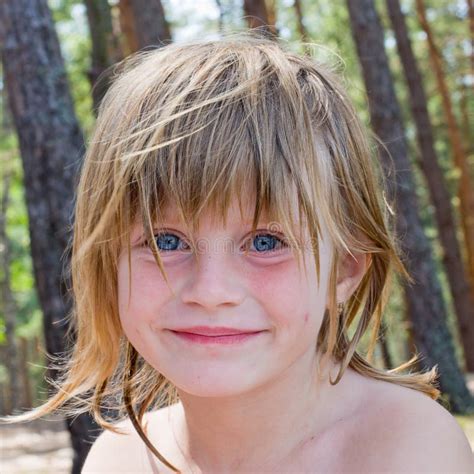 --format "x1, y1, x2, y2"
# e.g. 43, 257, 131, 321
0, 154, 41, 345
